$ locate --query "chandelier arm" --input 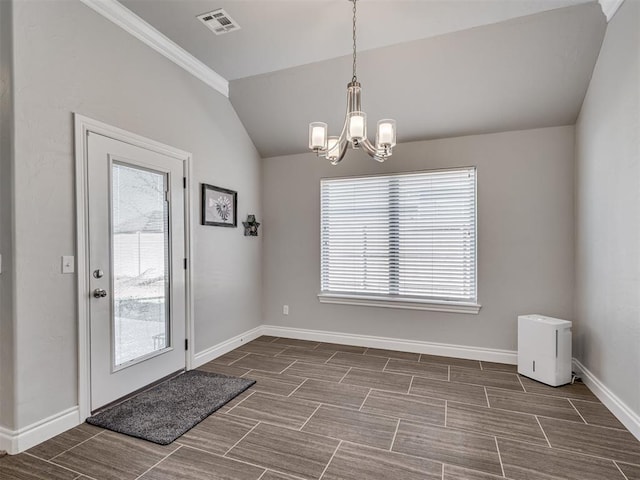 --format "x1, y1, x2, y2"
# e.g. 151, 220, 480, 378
360, 137, 386, 162
335, 90, 352, 145
331, 140, 349, 165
